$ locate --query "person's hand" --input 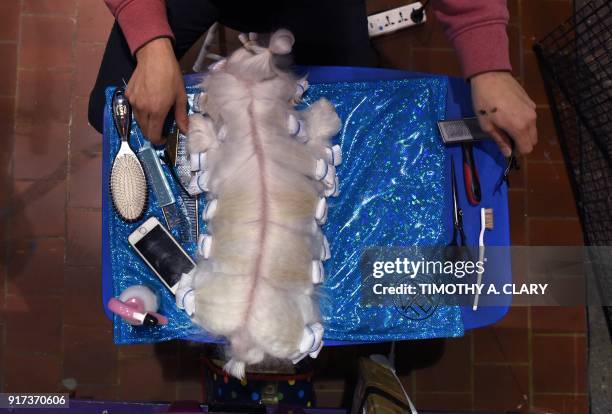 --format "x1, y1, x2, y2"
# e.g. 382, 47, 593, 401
126, 38, 188, 145
470, 71, 537, 156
